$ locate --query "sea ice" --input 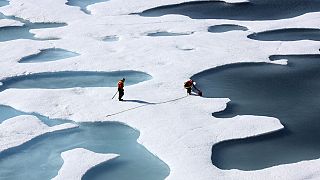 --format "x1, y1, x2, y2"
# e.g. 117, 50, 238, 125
52, 148, 118, 180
